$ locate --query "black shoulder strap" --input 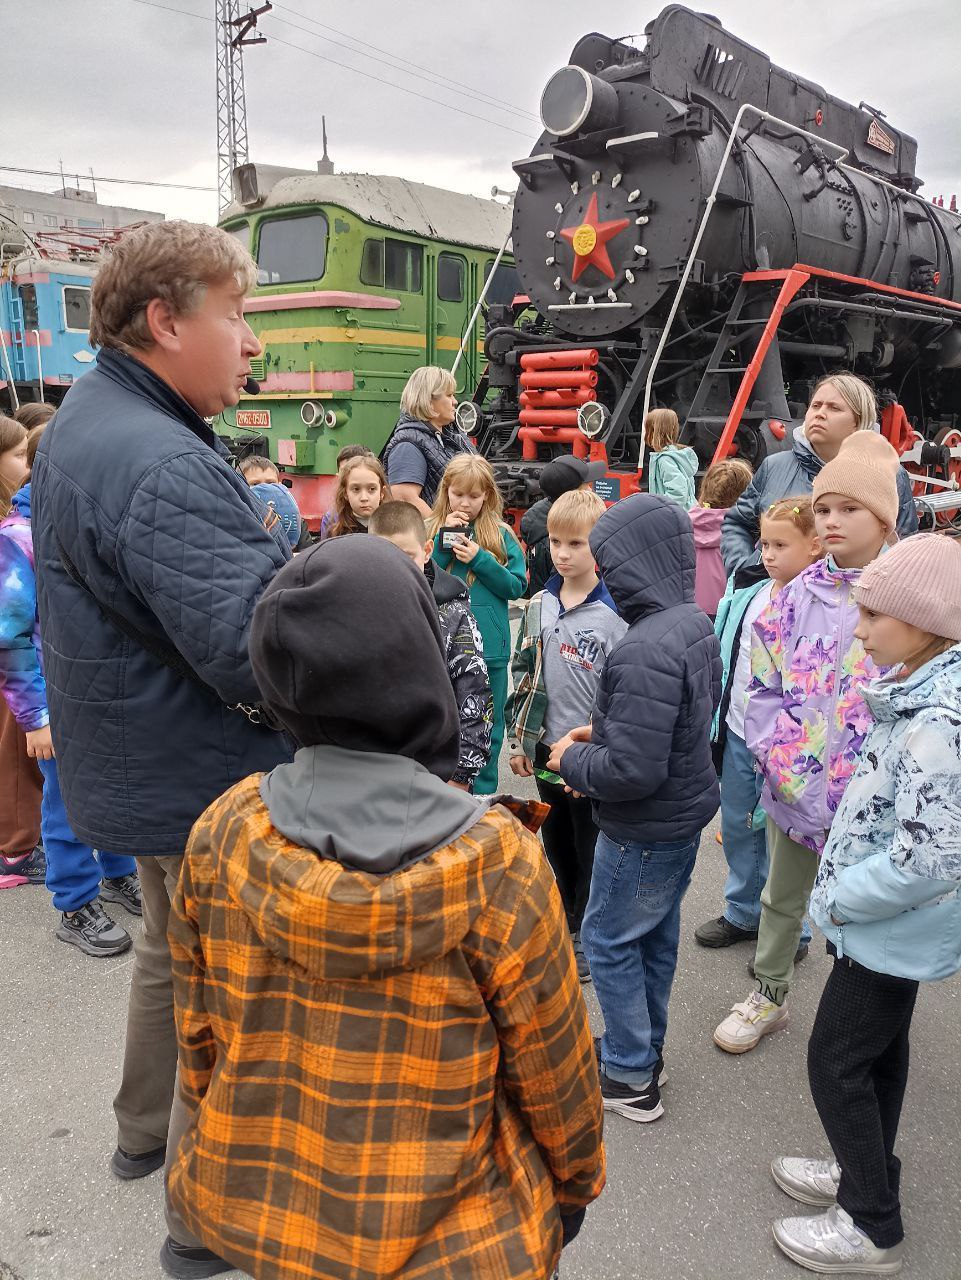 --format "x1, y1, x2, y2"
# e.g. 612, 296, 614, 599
56, 538, 277, 729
